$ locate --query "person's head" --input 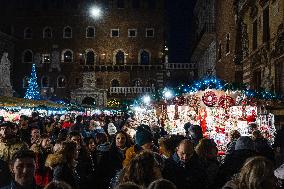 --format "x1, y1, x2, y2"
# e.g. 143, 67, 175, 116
0, 122, 14, 139
31, 127, 40, 139
158, 135, 185, 158
32, 112, 39, 120
148, 179, 177, 189
10, 150, 36, 187
114, 131, 131, 149
60, 141, 78, 162
235, 136, 255, 151
41, 135, 52, 150
19, 115, 29, 129
44, 181, 72, 189
68, 131, 82, 148
176, 139, 194, 163
252, 130, 263, 140
237, 156, 276, 189
115, 182, 141, 189
122, 151, 162, 187
75, 115, 83, 124
95, 132, 109, 145
229, 130, 241, 141
135, 124, 153, 150
188, 125, 203, 140
195, 138, 218, 160
85, 136, 97, 152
